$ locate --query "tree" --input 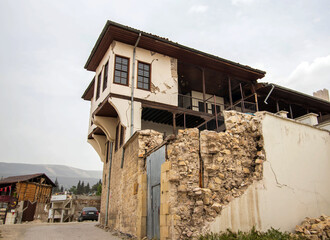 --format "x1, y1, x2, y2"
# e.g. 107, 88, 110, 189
85, 183, 90, 194
77, 180, 82, 194
69, 185, 77, 194
60, 185, 64, 192
53, 178, 59, 193
96, 183, 102, 196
